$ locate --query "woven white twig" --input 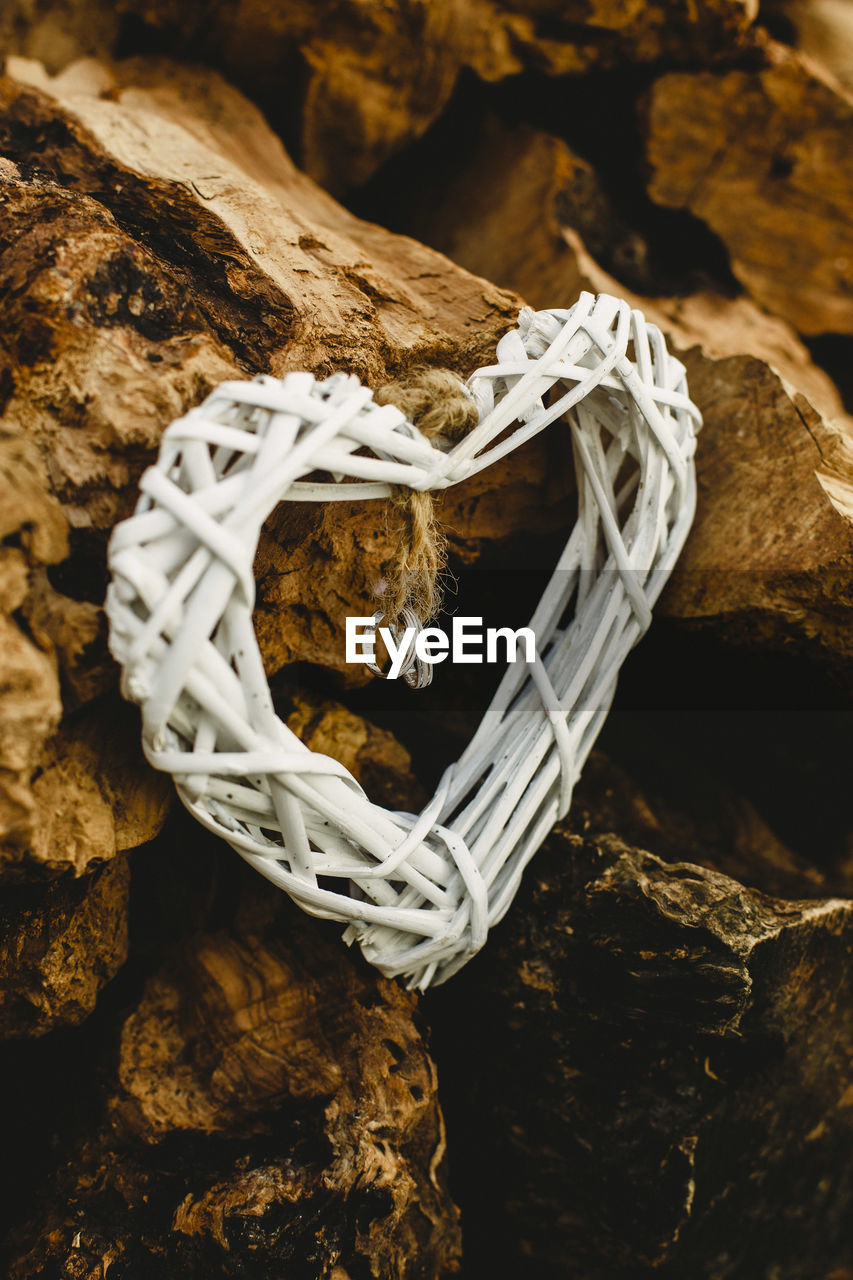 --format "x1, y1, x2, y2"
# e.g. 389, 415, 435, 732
106, 292, 702, 988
